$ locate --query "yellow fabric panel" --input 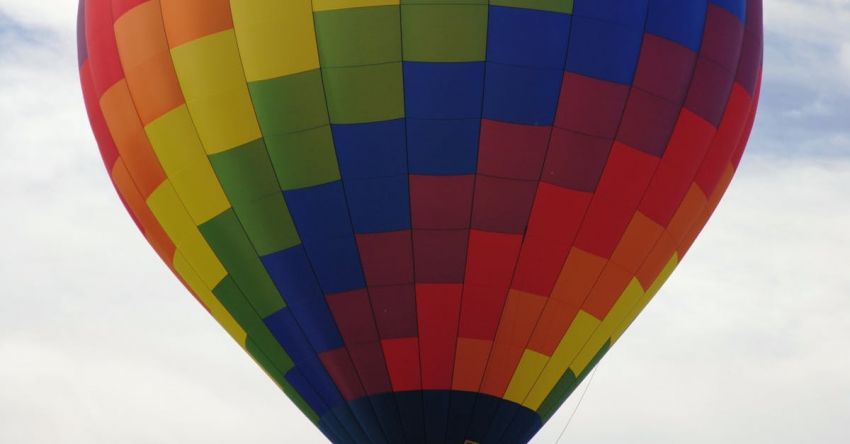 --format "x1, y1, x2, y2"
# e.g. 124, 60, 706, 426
523, 311, 600, 410
612, 254, 679, 343
230, 0, 320, 81
147, 182, 228, 287
173, 251, 246, 345
145, 105, 230, 224
569, 278, 644, 376
312, 0, 399, 11
503, 350, 548, 404
170, 30, 261, 153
